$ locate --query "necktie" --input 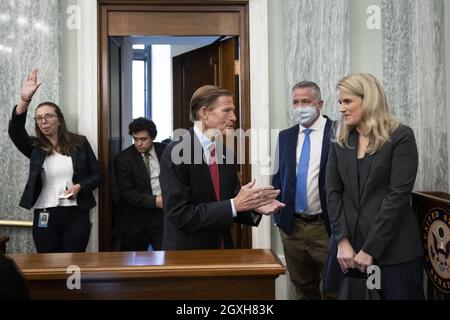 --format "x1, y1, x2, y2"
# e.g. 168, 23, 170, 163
208, 144, 221, 202
143, 152, 150, 177
295, 128, 312, 213
209, 144, 224, 248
